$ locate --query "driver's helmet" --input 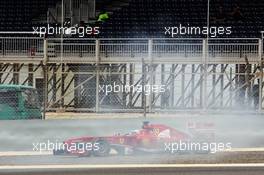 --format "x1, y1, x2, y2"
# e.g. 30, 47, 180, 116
142, 121, 150, 129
